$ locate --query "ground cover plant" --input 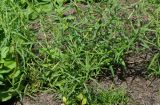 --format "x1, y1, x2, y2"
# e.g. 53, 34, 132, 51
0, 0, 160, 104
